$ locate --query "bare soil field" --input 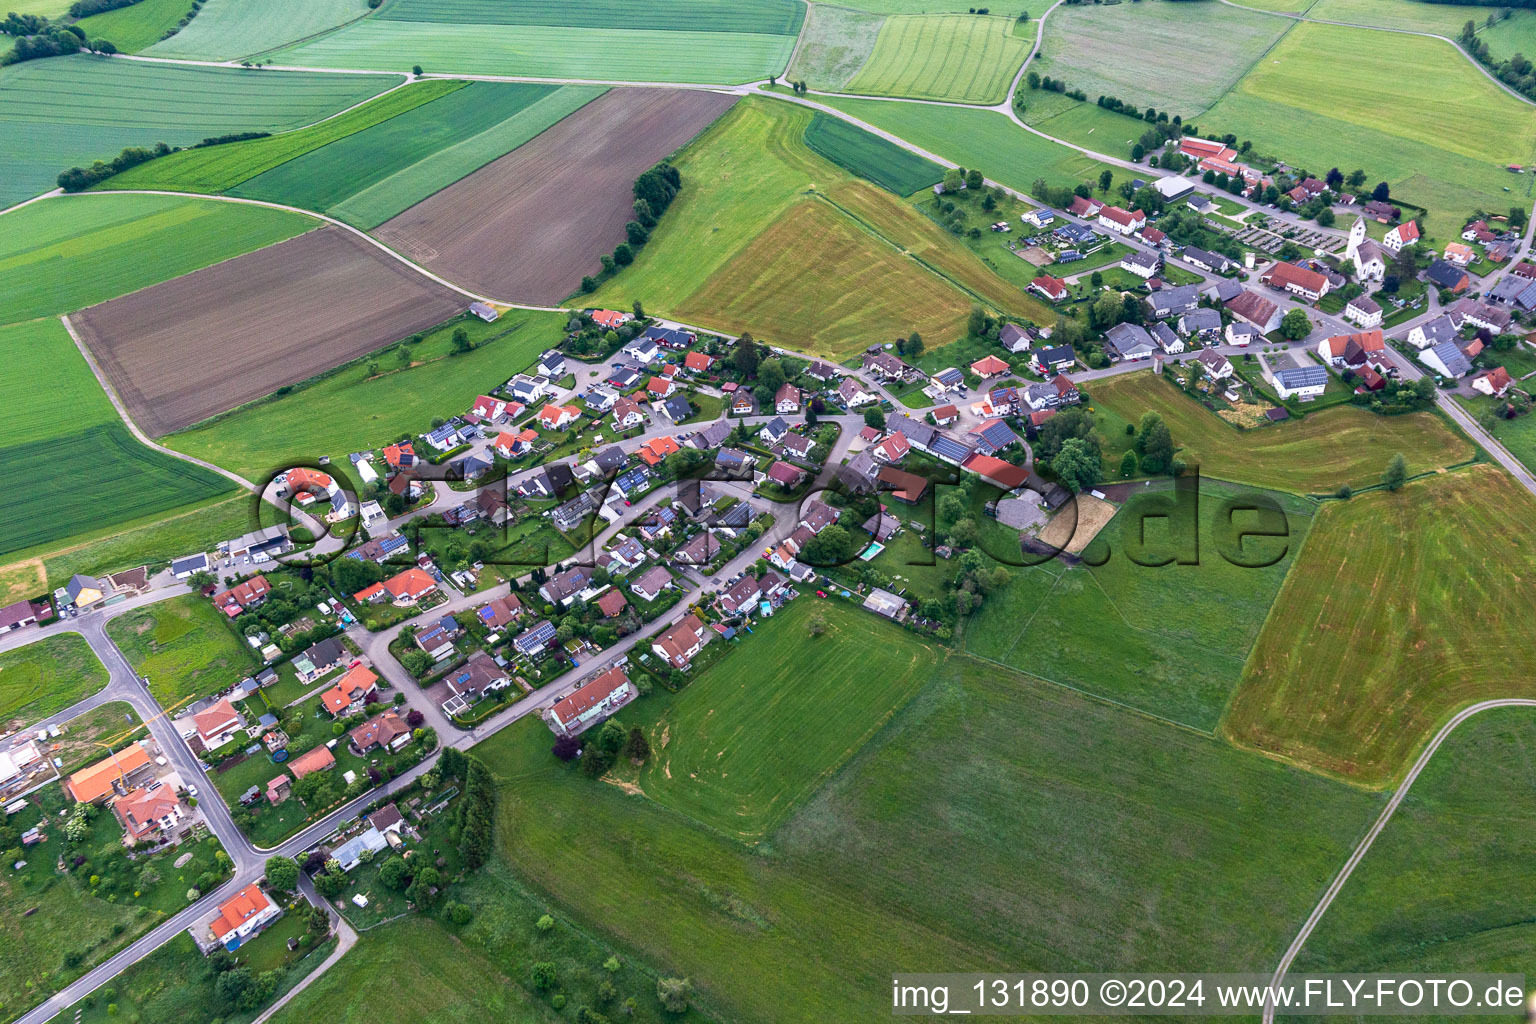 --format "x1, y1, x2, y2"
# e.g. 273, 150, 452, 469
373, 87, 736, 304
72, 227, 463, 436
